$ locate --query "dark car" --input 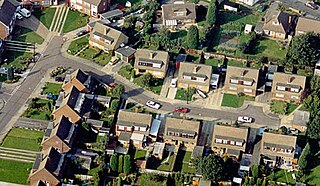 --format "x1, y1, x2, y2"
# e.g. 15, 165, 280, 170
14, 68, 22, 74
55, 76, 64, 82
174, 107, 189, 113
75, 30, 89, 37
